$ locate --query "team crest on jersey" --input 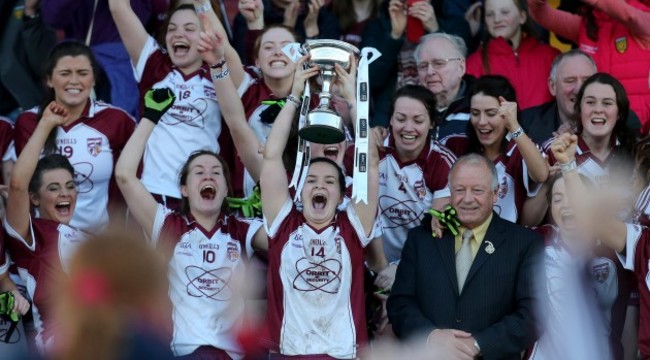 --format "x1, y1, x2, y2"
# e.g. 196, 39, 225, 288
414, 180, 426, 200
87, 138, 102, 156
203, 86, 216, 98
497, 177, 508, 199
615, 37, 627, 54
593, 263, 610, 284
226, 242, 240, 262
